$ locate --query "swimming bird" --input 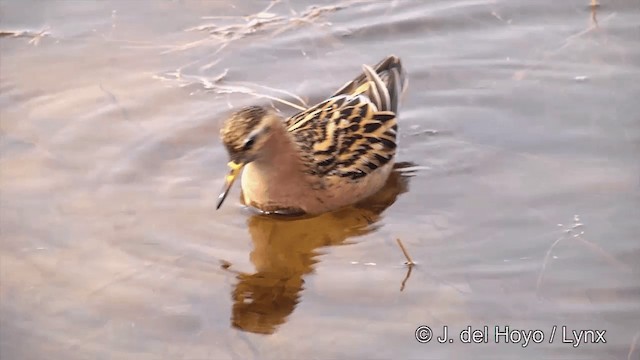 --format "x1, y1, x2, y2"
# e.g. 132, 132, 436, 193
216, 55, 408, 215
